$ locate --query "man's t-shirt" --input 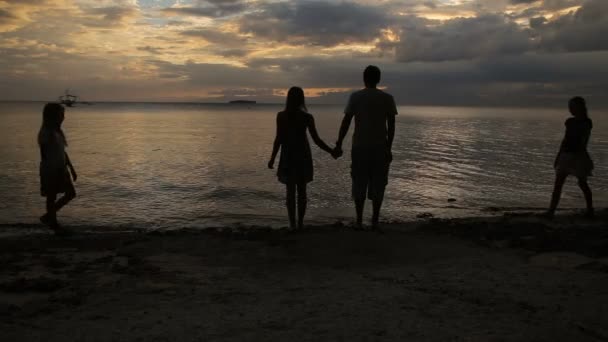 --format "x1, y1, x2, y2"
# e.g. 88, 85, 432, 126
344, 88, 398, 147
